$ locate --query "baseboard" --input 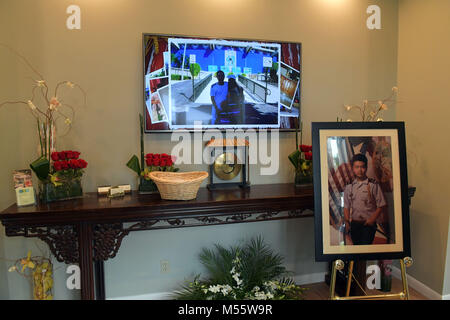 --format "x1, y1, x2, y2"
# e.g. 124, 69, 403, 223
294, 272, 327, 285
391, 266, 443, 300
107, 272, 327, 300
107, 291, 173, 300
